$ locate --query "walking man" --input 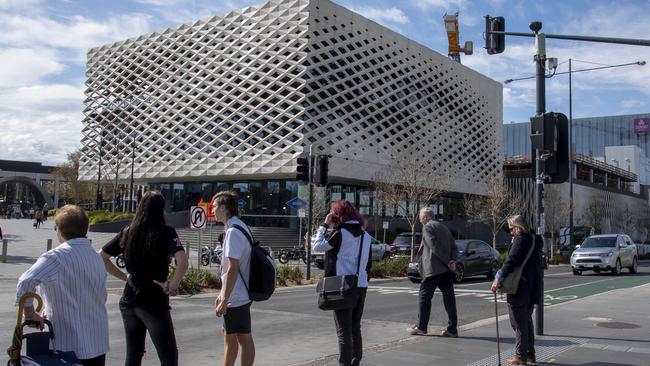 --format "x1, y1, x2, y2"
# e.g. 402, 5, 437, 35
407, 207, 459, 337
212, 191, 255, 366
